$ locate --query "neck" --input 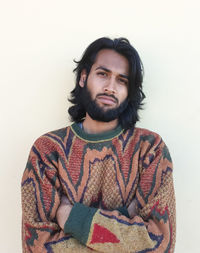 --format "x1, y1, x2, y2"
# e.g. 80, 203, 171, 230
82, 113, 118, 134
